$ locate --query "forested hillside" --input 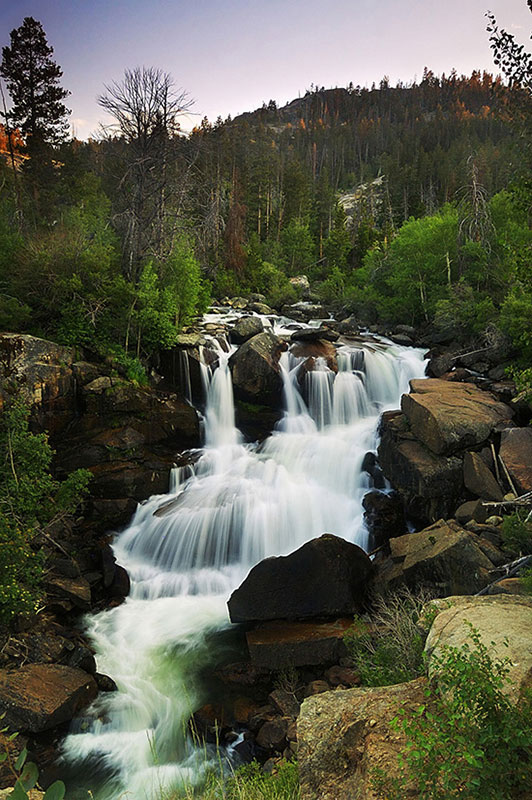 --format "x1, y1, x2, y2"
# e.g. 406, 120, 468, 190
0, 18, 530, 382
